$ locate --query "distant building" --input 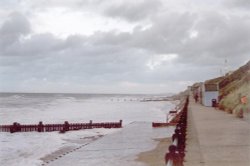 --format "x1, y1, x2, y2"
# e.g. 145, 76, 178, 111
202, 83, 219, 107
